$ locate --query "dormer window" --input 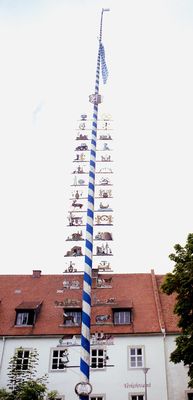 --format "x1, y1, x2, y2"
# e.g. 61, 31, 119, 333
15, 301, 42, 326
113, 309, 132, 325
112, 301, 133, 325
16, 311, 35, 326
63, 309, 82, 326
